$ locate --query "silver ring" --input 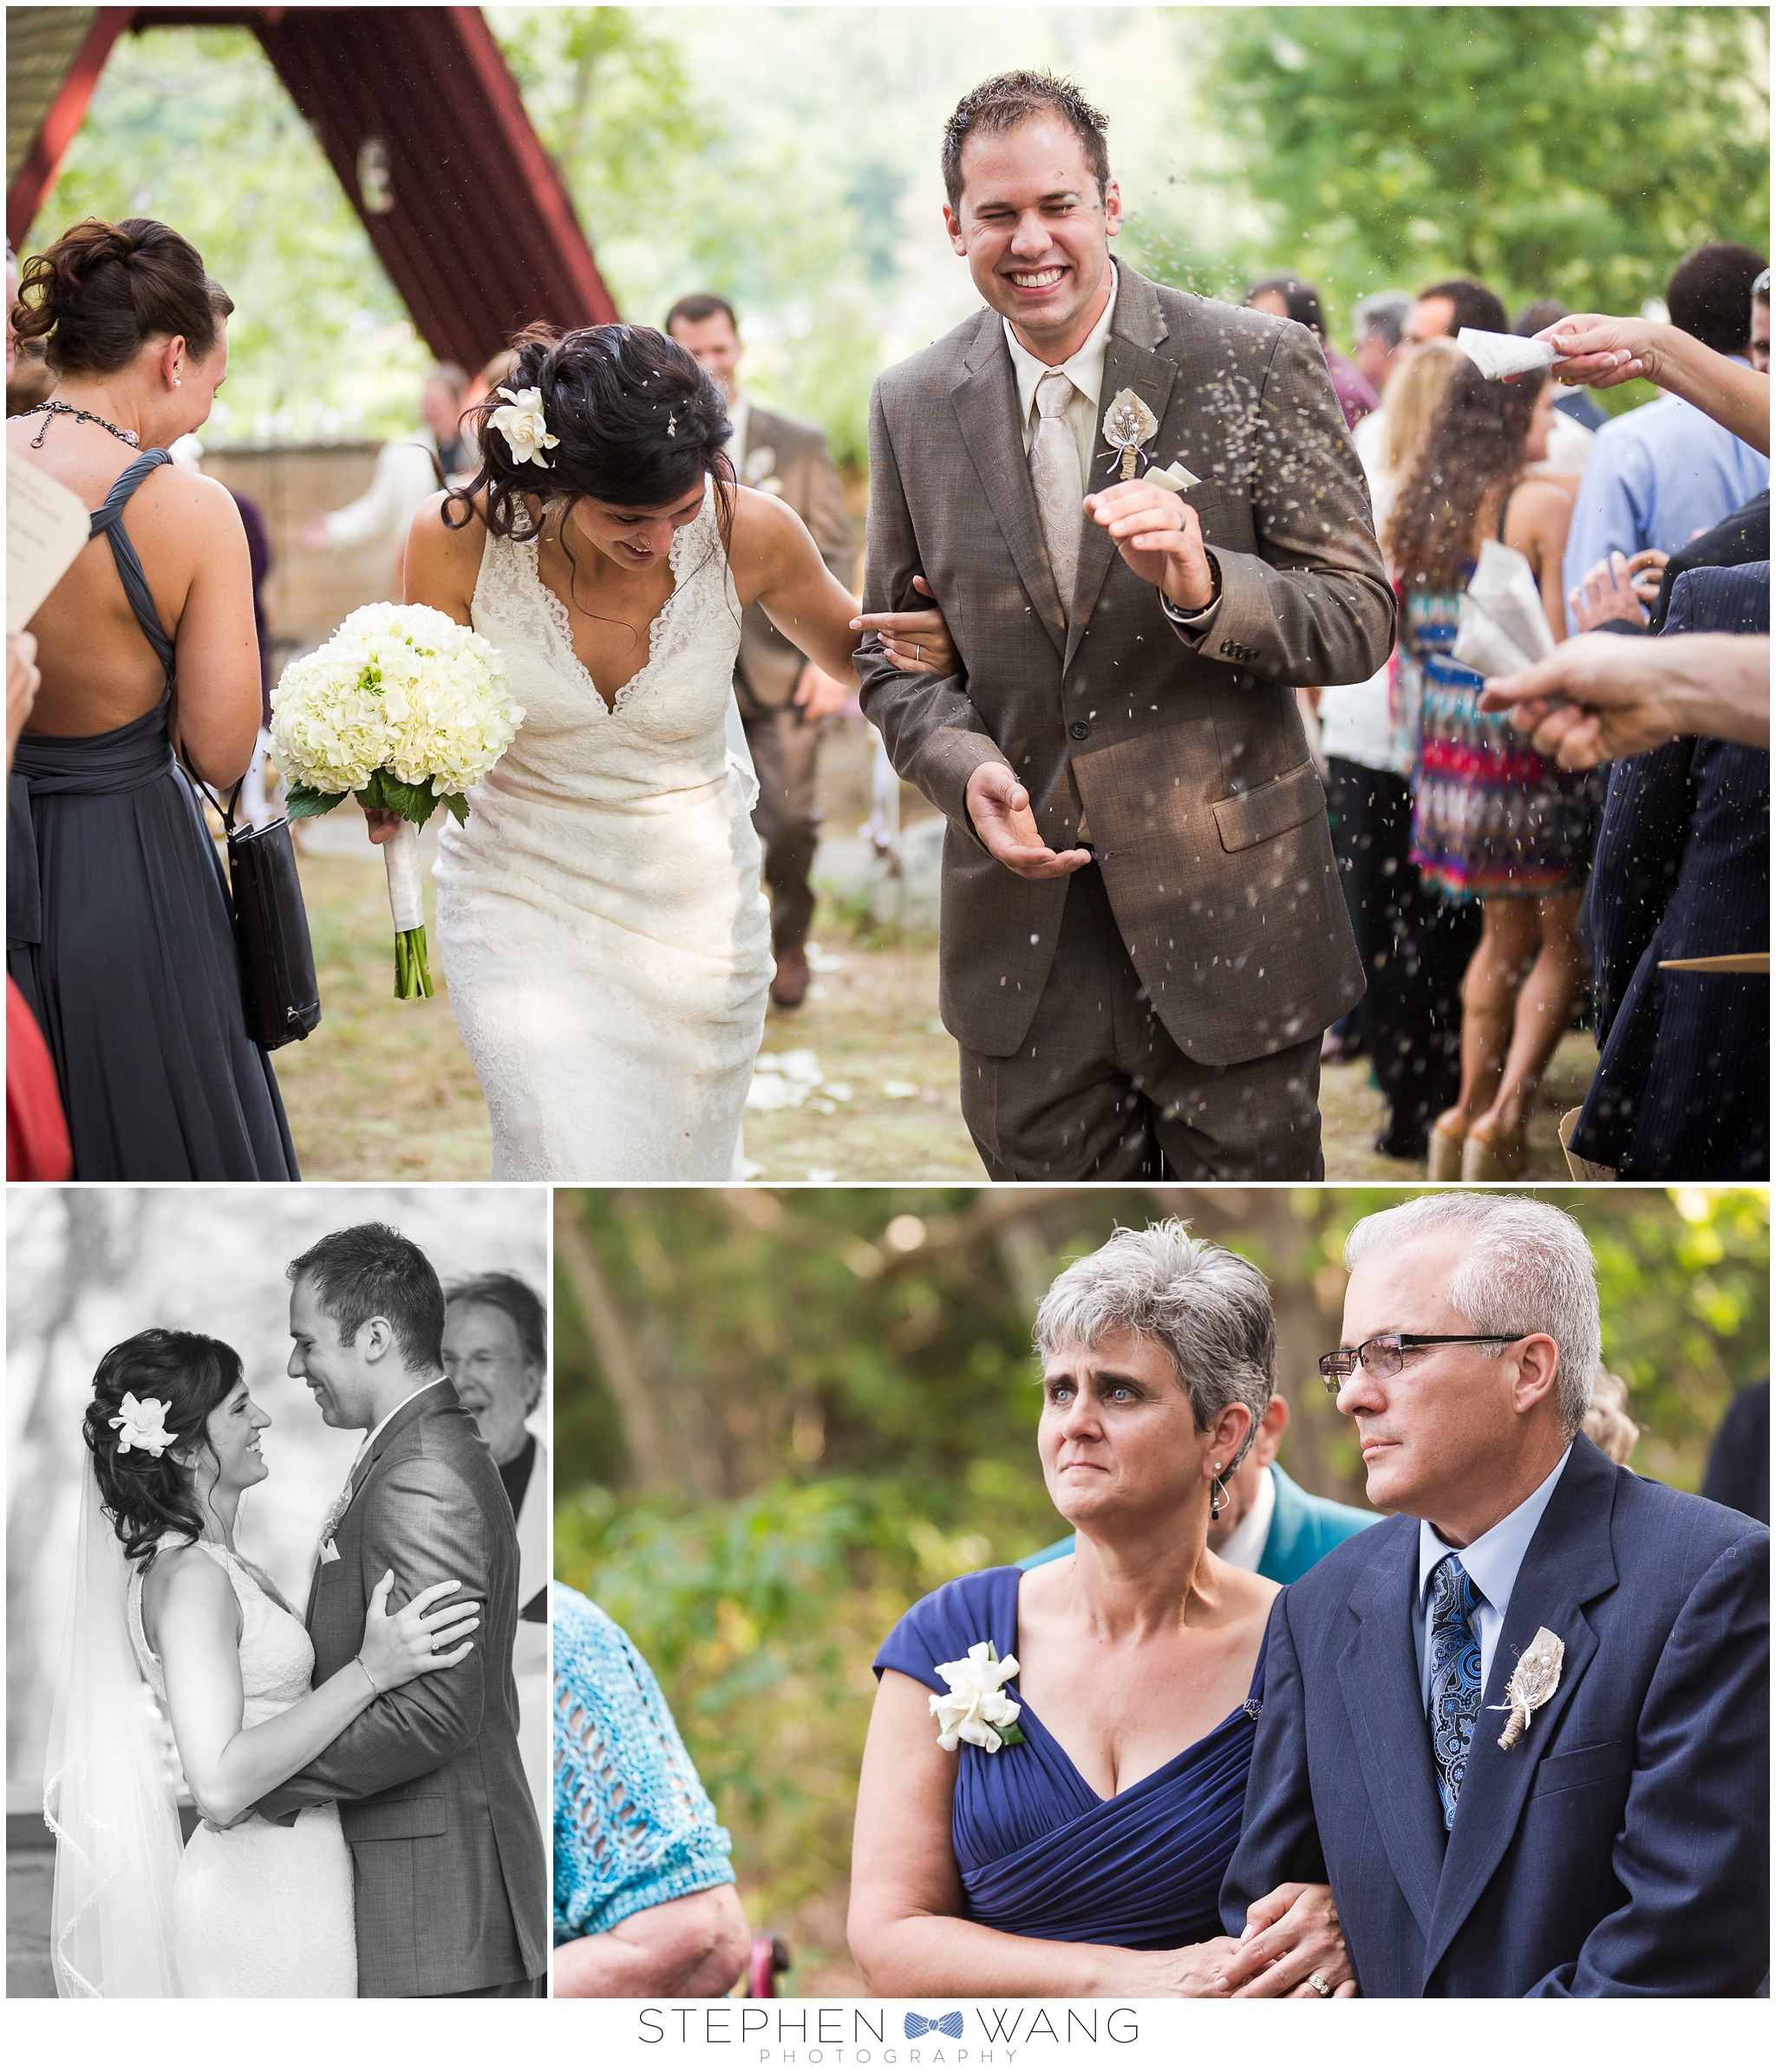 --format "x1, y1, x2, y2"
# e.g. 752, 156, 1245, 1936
1307, 1972, 1333, 1998
915, 644, 921, 663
